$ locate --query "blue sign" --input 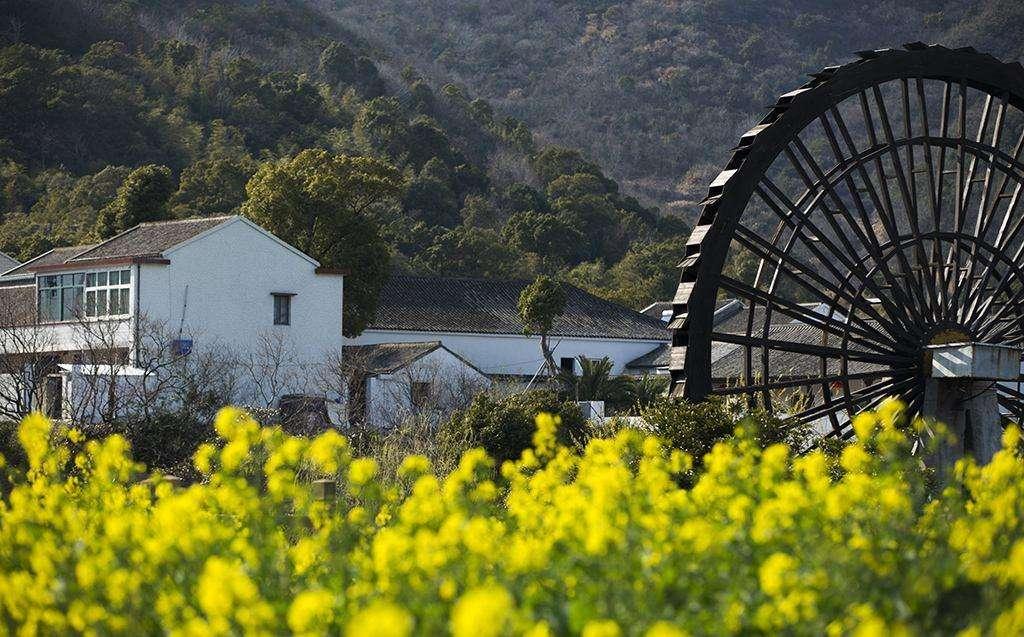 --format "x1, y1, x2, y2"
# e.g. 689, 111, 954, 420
171, 339, 193, 356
